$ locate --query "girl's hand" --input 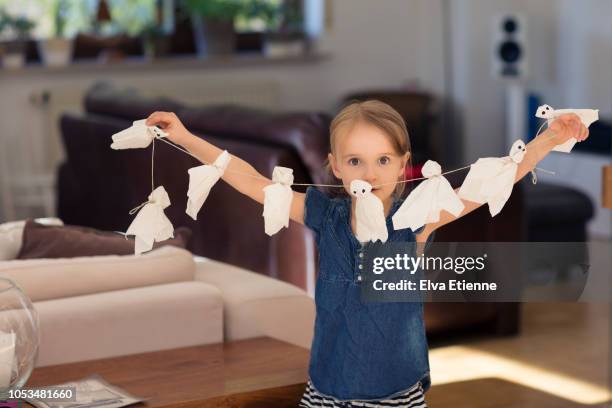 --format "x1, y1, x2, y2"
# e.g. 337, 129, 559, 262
146, 111, 192, 146
548, 113, 590, 145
